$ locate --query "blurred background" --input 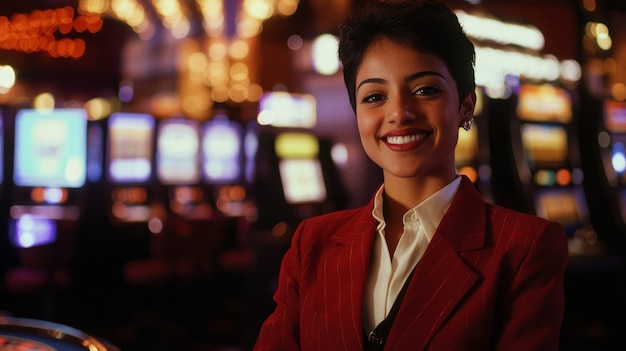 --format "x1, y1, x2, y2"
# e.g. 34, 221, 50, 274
0, 0, 625, 350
